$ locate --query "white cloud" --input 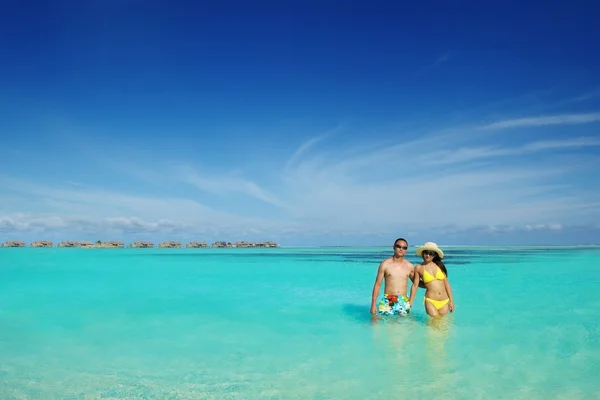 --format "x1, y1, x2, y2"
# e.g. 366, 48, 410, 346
0, 212, 289, 242
101, 217, 187, 232
271, 120, 600, 233
284, 126, 341, 170
560, 88, 600, 105
435, 223, 569, 237
281, 163, 584, 229
421, 137, 600, 165
2, 109, 600, 244
176, 165, 290, 209
482, 112, 600, 130
0, 175, 274, 229
522, 137, 600, 151
0, 216, 29, 231
417, 53, 451, 75
524, 223, 563, 231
